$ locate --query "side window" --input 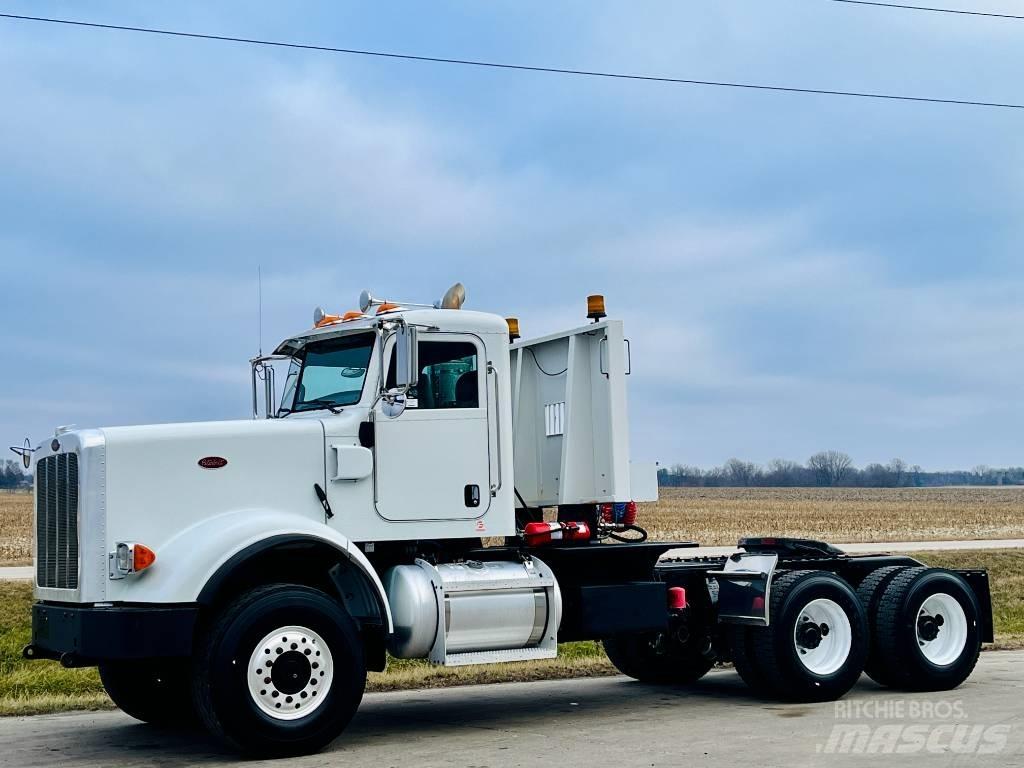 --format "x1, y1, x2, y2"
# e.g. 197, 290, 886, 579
388, 340, 479, 409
